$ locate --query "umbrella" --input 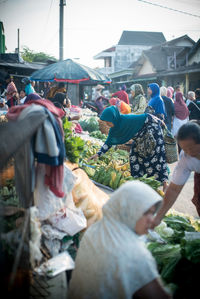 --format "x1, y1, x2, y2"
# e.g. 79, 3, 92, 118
30, 59, 111, 84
